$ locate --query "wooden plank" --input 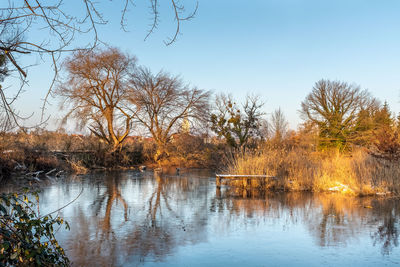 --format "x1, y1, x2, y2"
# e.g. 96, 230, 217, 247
217, 178, 274, 182
216, 174, 274, 178
215, 174, 277, 189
